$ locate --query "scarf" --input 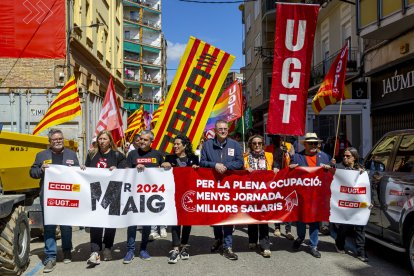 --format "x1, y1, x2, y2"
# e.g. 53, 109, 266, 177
247, 150, 267, 170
